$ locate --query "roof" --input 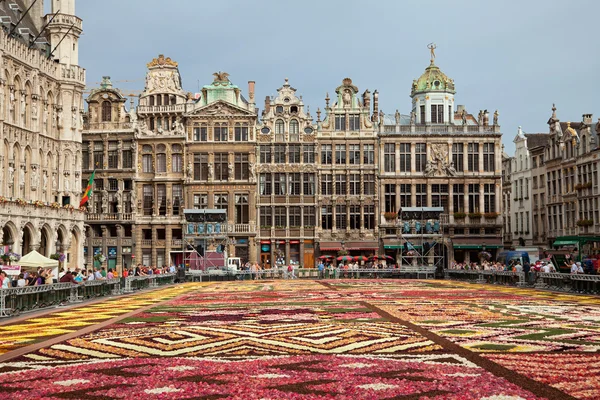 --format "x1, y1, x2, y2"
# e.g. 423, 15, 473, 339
411, 61, 456, 96
0, 1, 46, 49
524, 133, 549, 150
